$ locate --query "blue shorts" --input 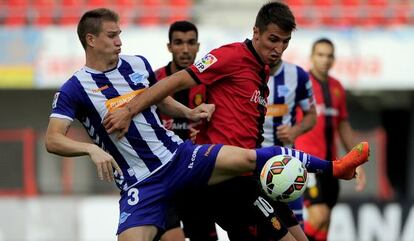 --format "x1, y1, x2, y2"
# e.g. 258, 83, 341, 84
116, 140, 223, 235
